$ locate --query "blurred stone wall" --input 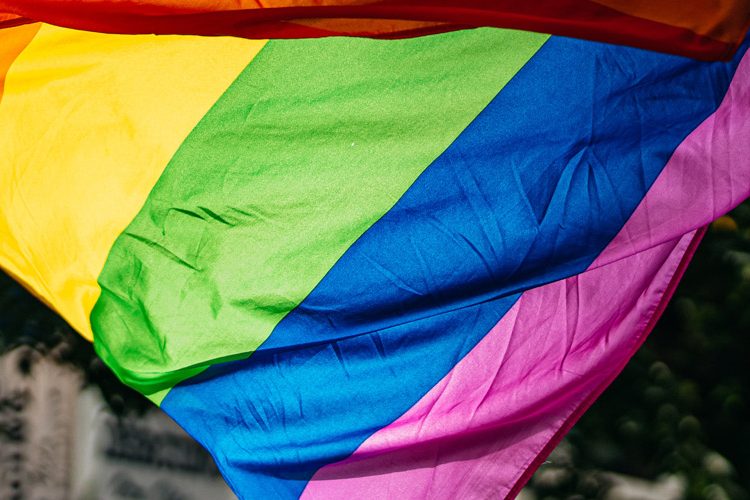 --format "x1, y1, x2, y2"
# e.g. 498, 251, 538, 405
0, 347, 236, 500
0, 347, 78, 500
